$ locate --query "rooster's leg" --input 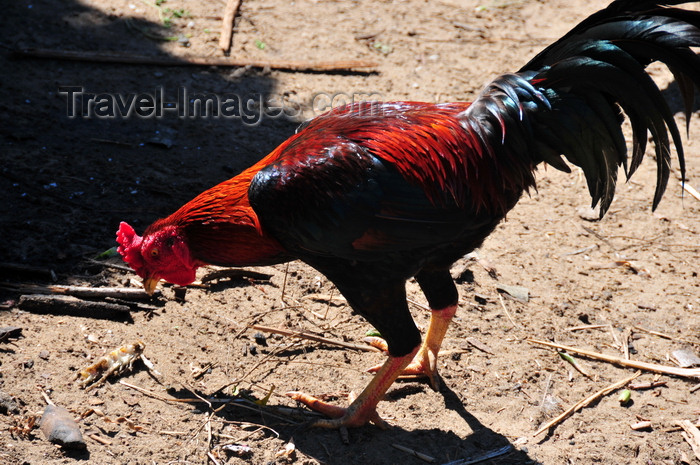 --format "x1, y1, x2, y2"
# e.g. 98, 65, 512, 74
367, 304, 456, 390
286, 345, 418, 429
